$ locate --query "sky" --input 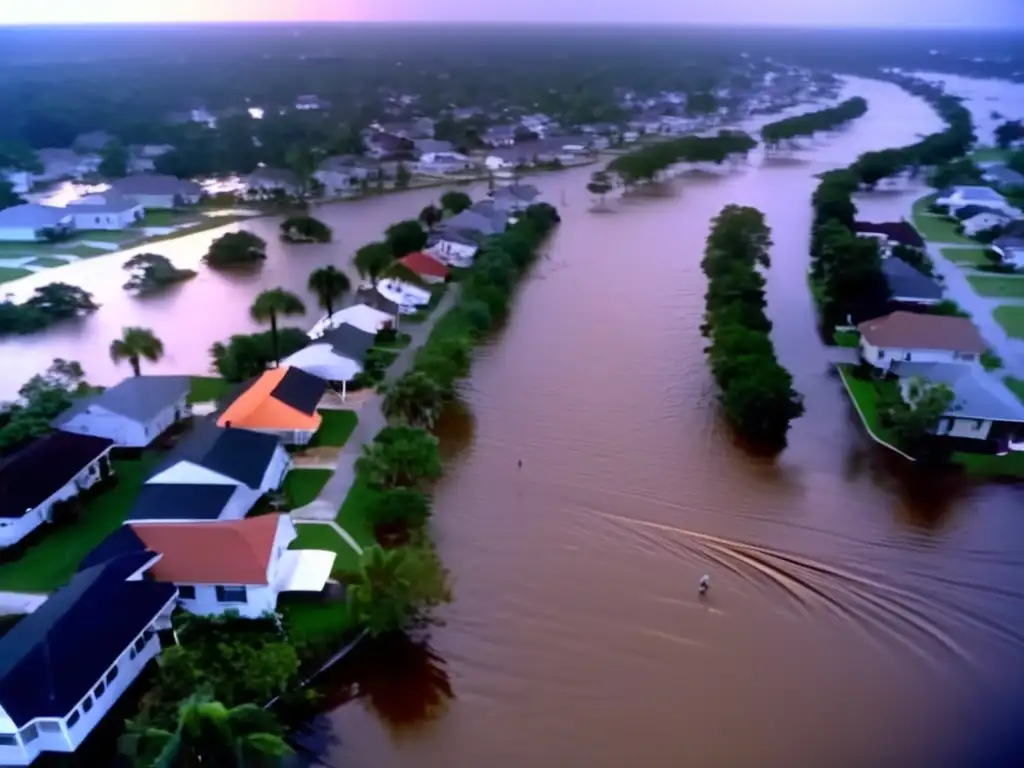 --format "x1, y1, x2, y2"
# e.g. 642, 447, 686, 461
0, 0, 1021, 27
